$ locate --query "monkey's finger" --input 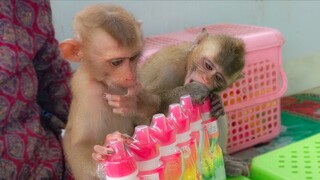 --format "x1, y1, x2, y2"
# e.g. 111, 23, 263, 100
211, 98, 222, 106
108, 100, 121, 108
121, 134, 134, 144
224, 155, 250, 176
106, 131, 121, 139
93, 145, 113, 156
92, 151, 112, 162
113, 108, 129, 116
104, 93, 121, 102
126, 82, 143, 96
105, 131, 124, 143
225, 166, 243, 177
210, 103, 223, 111
211, 109, 225, 118
210, 96, 223, 106
224, 159, 245, 177
92, 153, 104, 162
228, 162, 249, 177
